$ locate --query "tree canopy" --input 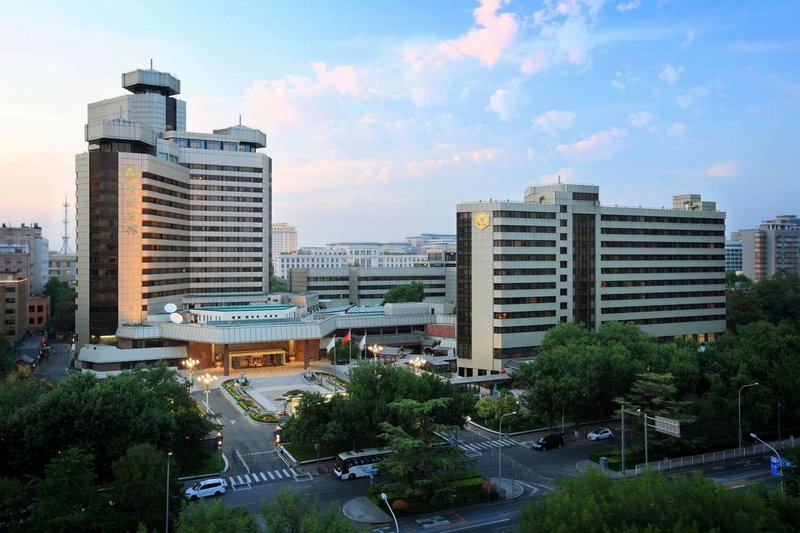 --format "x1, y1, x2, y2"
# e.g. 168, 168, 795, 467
381, 282, 425, 304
